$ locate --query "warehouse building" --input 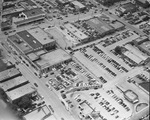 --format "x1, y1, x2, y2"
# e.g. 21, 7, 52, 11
34, 49, 71, 75
86, 17, 114, 37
